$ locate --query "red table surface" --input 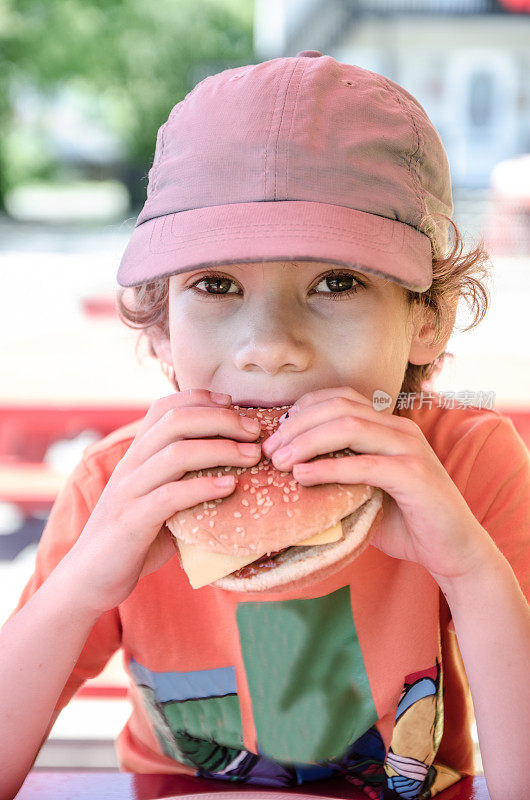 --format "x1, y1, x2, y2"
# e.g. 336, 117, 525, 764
15, 772, 490, 800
